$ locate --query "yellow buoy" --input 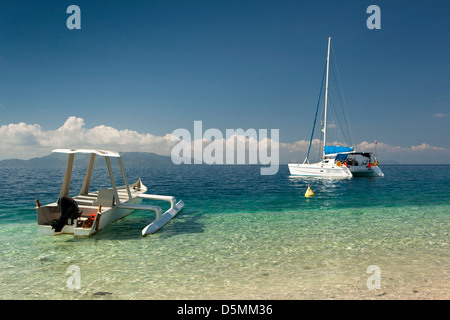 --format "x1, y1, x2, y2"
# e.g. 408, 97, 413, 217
305, 185, 315, 197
